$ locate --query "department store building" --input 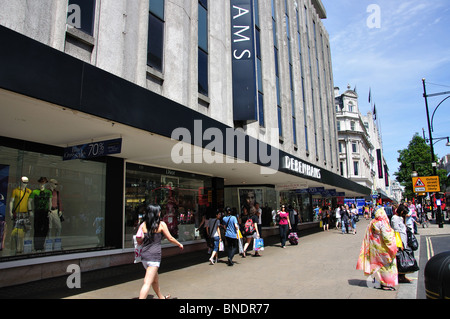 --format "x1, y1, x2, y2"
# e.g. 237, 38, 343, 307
0, 0, 369, 287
